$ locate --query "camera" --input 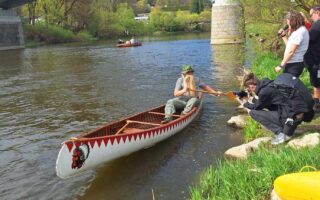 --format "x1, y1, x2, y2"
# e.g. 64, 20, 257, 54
233, 90, 248, 99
